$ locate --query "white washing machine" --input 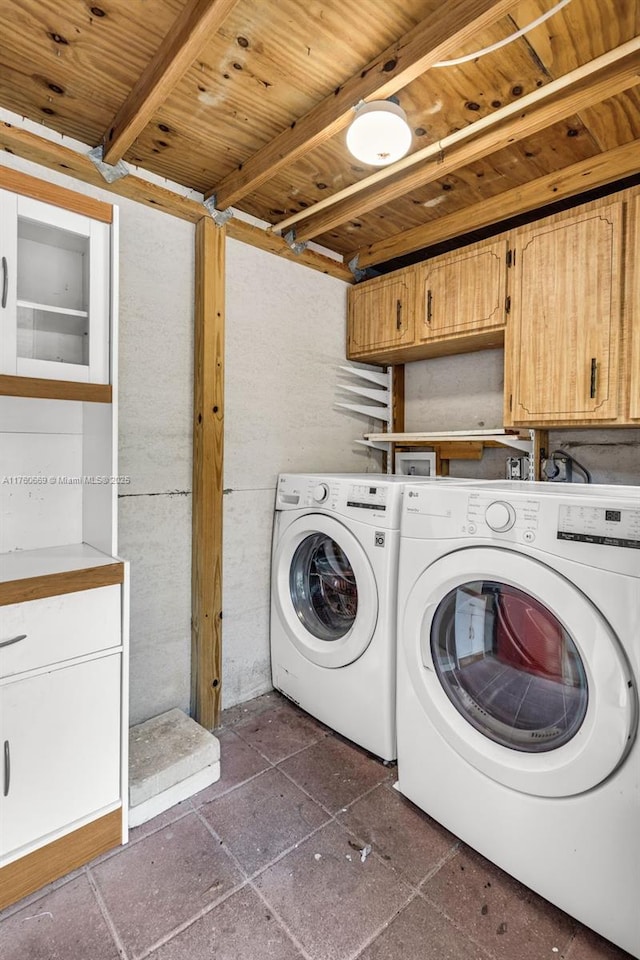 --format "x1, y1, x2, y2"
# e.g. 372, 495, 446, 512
396, 480, 640, 957
271, 473, 471, 761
